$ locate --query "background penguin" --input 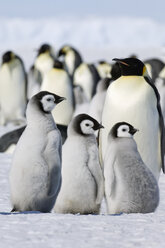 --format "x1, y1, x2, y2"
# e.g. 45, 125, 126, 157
104, 122, 159, 214
0, 51, 27, 125
58, 45, 83, 78
9, 91, 65, 212
41, 60, 74, 126
34, 43, 55, 79
27, 64, 42, 100
96, 60, 112, 79
144, 58, 164, 83
73, 85, 89, 117
54, 114, 104, 214
73, 62, 100, 101
100, 57, 165, 180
